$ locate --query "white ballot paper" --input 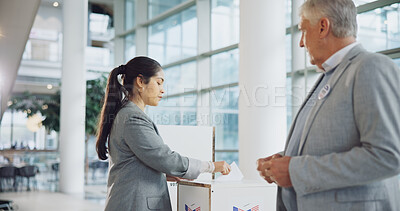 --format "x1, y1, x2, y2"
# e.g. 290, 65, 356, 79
215, 161, 244, 182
